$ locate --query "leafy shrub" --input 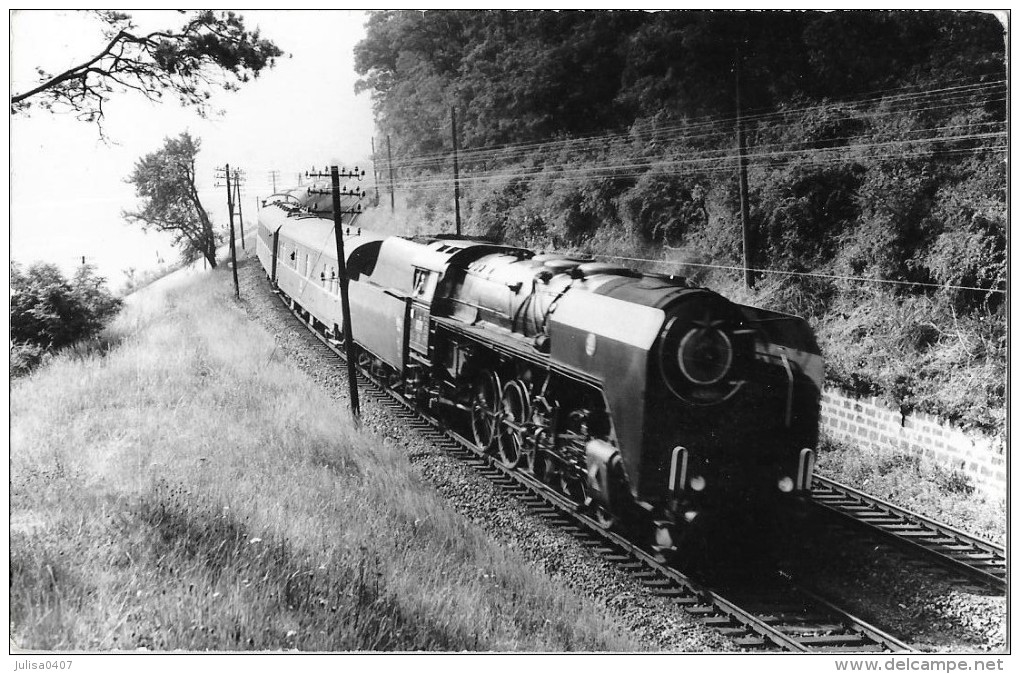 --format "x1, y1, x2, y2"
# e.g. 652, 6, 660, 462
754, 164, 864, 271
10, 262, 122, 376
545, 172, 624, 244
817, 289, 1004, 432
469, 177, 531, 241
10, 342, 46, 379
621, 168, 709, 245
922, 159, 1006, 311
